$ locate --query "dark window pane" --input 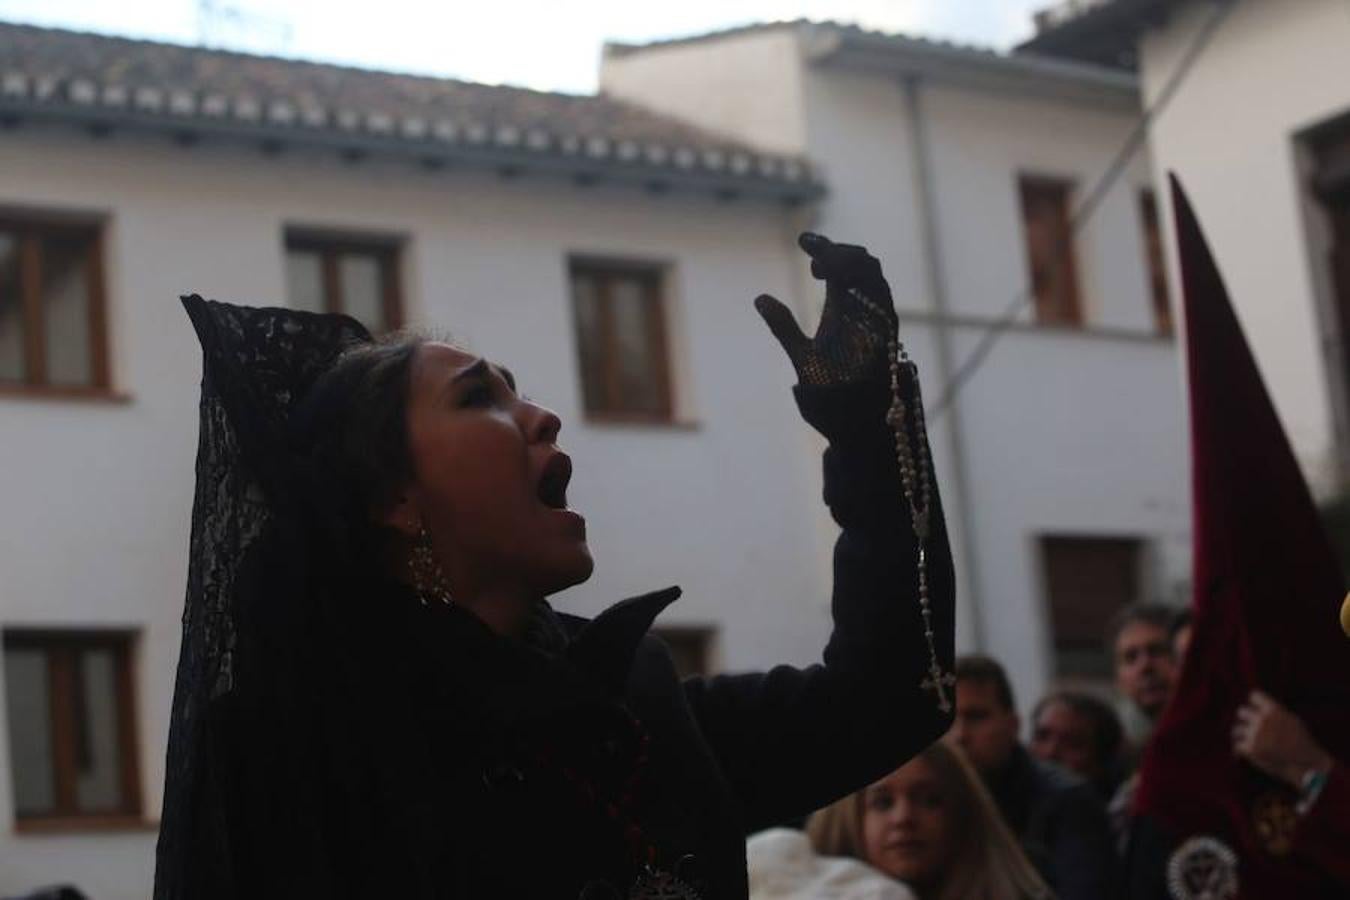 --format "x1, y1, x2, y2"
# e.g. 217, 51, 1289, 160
610, 276, 664, 414
651, 628, 714, 678
5, 634, 138, 820
339, 253, 384, 331
285, 237, 400, 333
0, 231, 21, 381
285, 249, 325, 314
73, 648, 124, 812
571, 272, 607, 414
41, 235, 94, 386
569, 263, 671, 419
1140, 191, 1172, 335
1042, 536, 1142, 678
1020, 178, 1082, 326
4, 647, 56, 816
